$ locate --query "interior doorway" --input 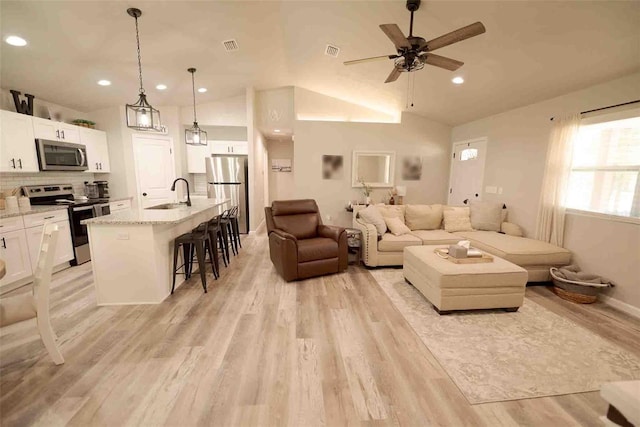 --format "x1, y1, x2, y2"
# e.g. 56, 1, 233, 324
132, 134, 177, 208
448, 138, 487, 206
